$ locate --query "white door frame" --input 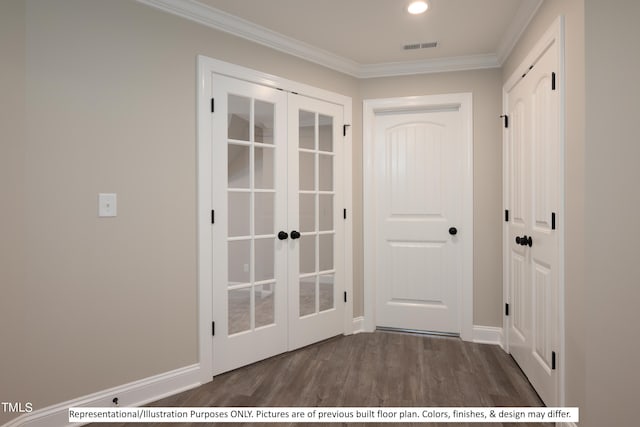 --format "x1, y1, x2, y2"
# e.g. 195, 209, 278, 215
363, 94, 474, 341
502, 16, 565, 405
197, 56, 353, 383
